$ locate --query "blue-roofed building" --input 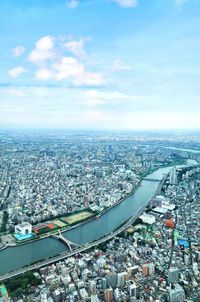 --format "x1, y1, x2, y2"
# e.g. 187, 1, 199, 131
178, 239, 189, 248
14, 222, 34, 241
